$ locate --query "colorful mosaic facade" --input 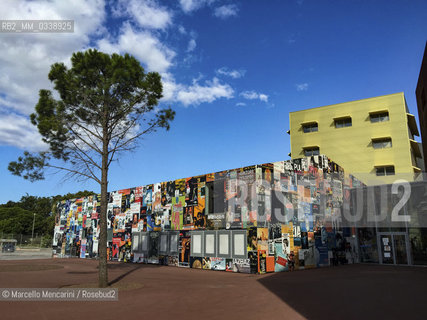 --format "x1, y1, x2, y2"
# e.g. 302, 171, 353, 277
53, 155, 364, 273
